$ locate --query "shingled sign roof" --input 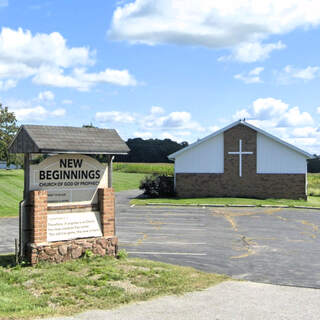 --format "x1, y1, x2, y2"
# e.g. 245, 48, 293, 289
9, 125, 130, 154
